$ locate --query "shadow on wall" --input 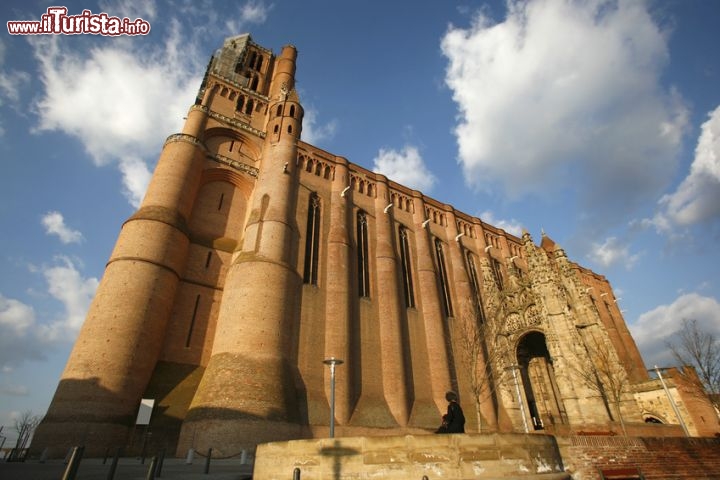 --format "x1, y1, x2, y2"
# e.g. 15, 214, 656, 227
320, 440, 360, 480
